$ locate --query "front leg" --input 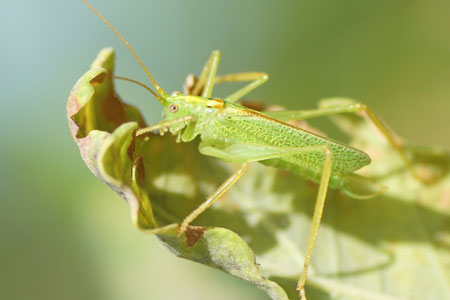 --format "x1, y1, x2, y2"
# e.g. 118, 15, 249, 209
136, 116, 193, 136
